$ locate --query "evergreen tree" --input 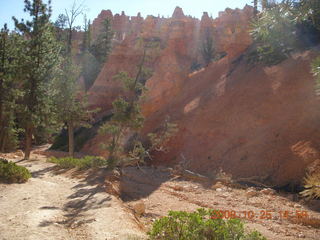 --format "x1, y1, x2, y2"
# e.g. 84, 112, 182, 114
81, 15, 91, 52
249, 3, 298, 65
99, 50, 147, 168
13, 0, 60, 159
81, 17, 100, 91
200, 28, 215, 66
0, 25, 22, 152
249, 0, 320, 66
53, 5, 96, 157
54, 13, 68, 29
297, 0, 320, 31
52, 57, 94, 157
54, 13, 68, 43
90, 18, 113, 65
99, 44, 177, 169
